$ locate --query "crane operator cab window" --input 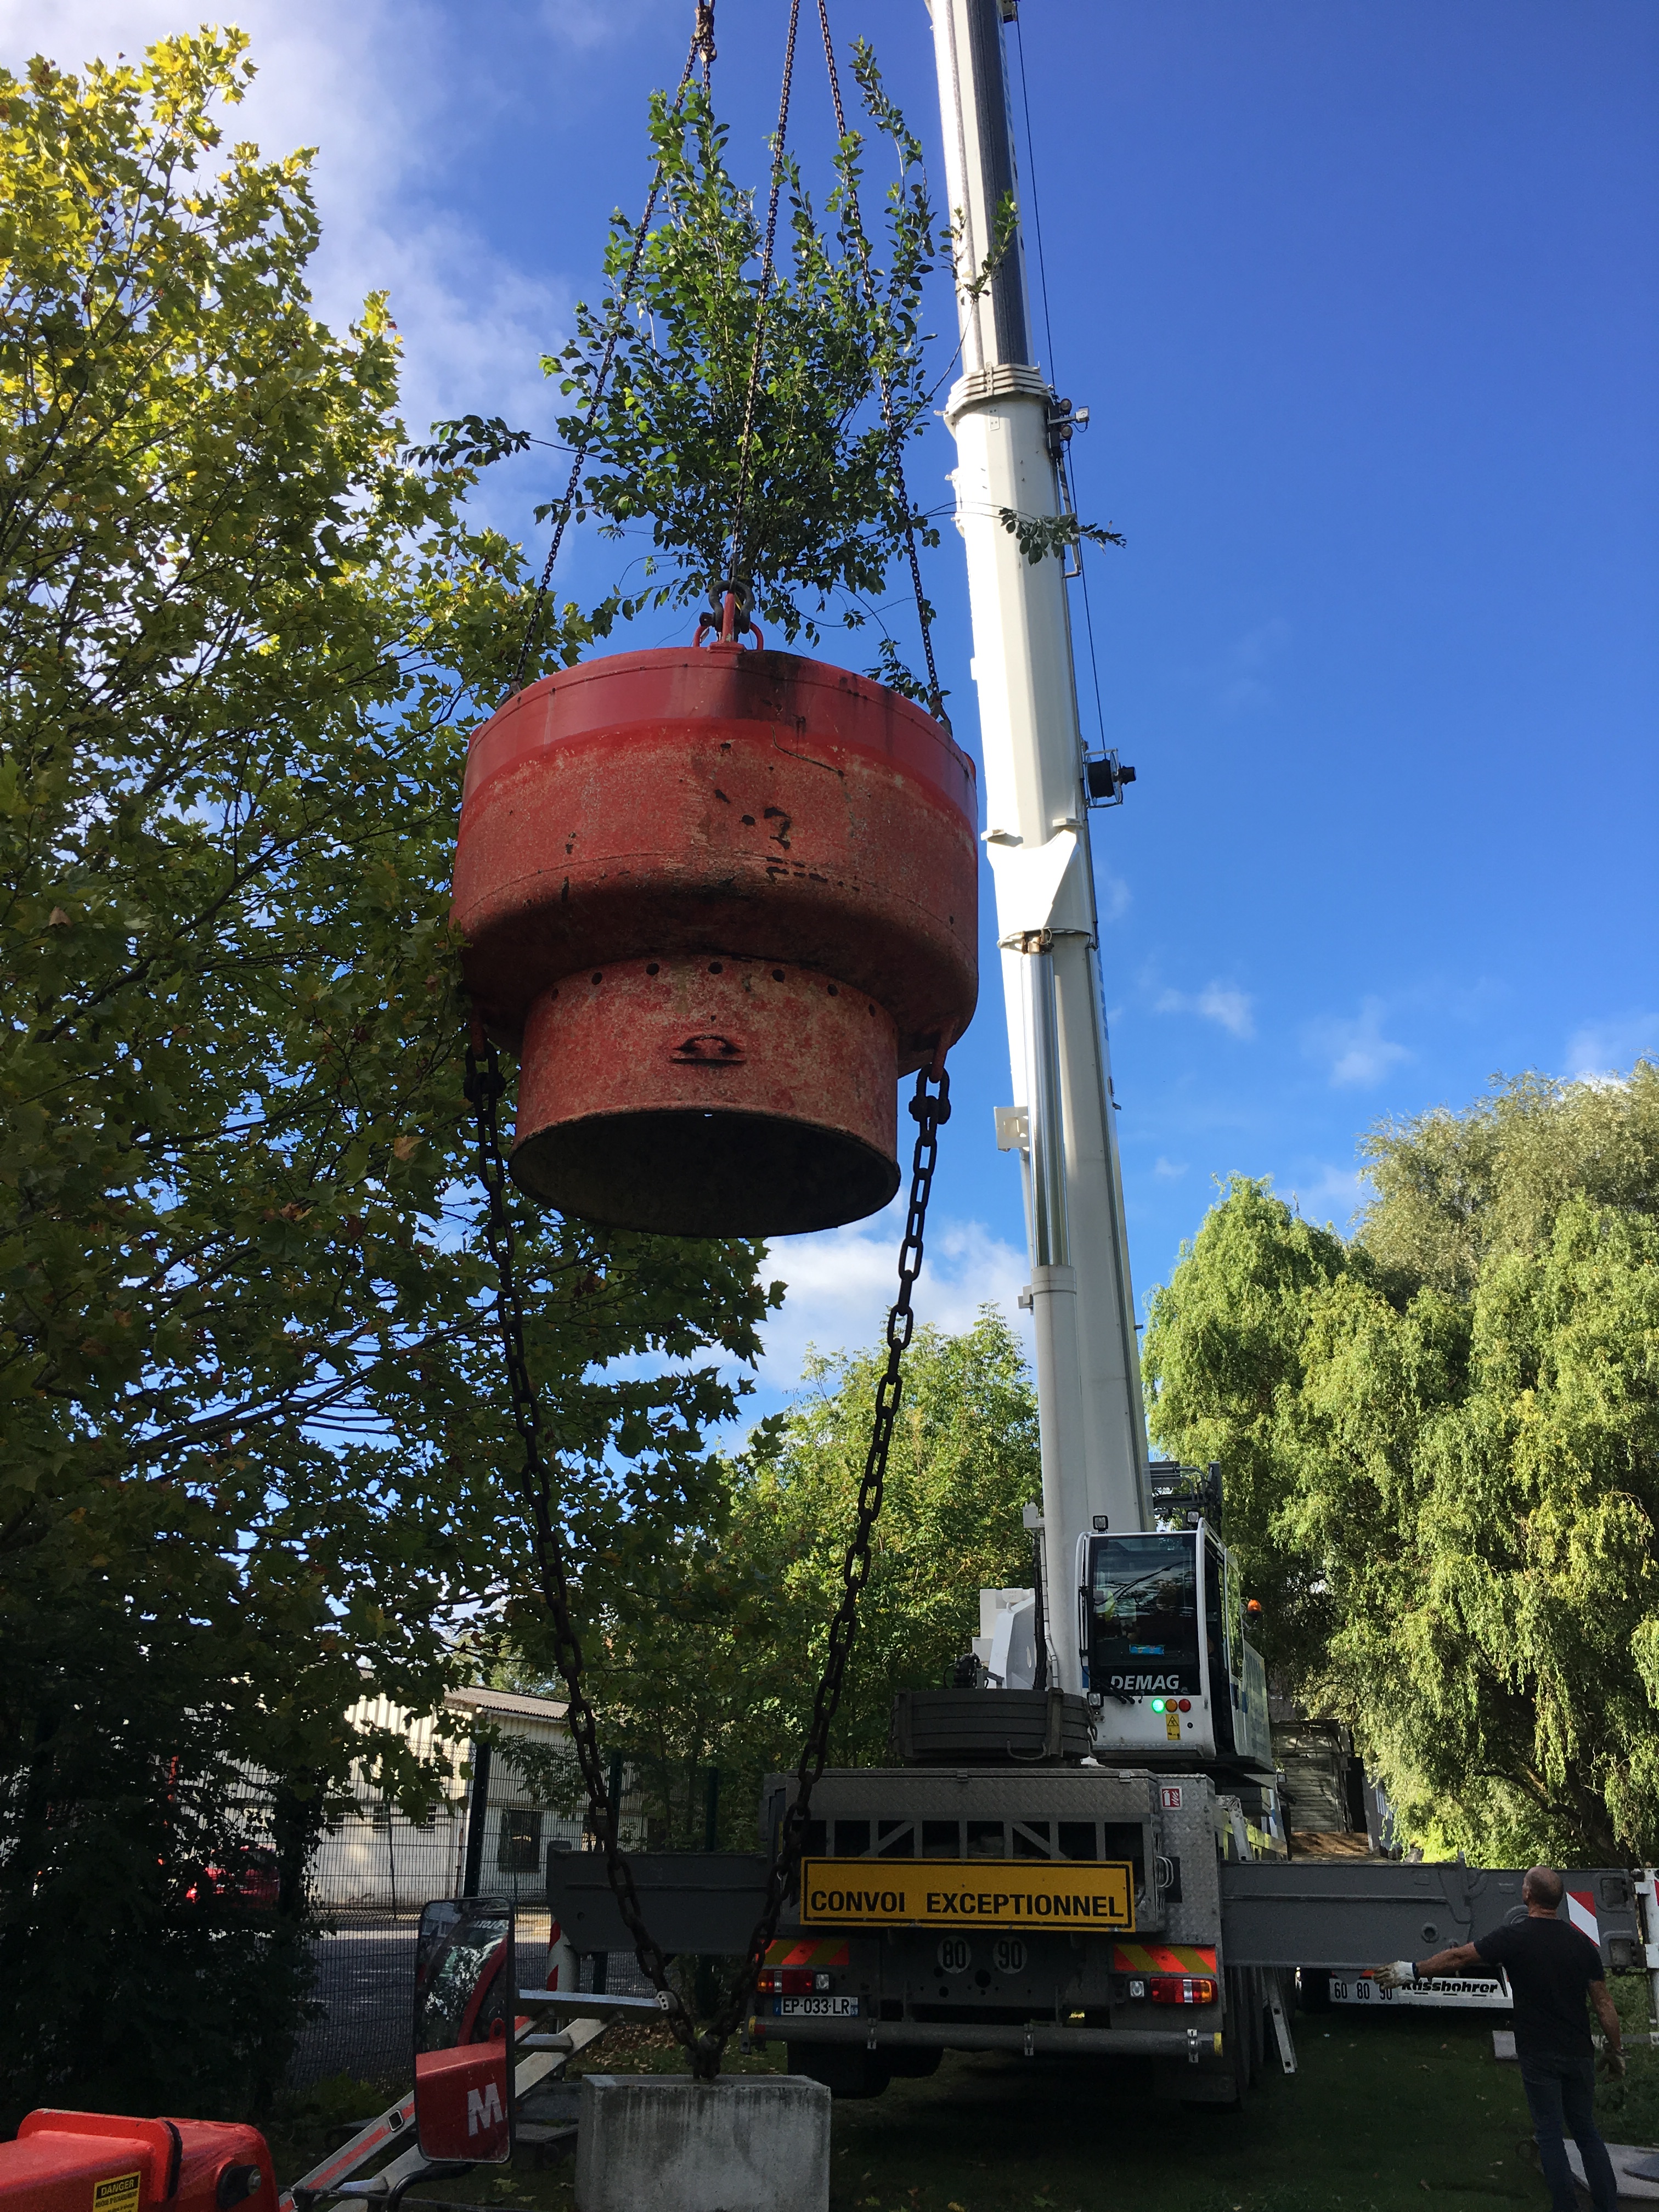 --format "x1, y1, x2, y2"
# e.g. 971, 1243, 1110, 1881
1086, 1534, 1201, 1699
